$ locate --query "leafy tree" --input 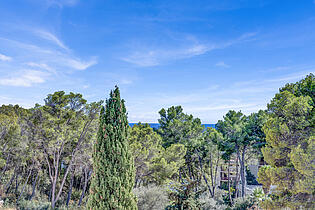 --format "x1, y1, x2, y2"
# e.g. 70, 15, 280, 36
0, 105, 35, 203
158, 106, 203, 148
150, 143, 186, 185
158, 106, 213, 207
257, 165, 272, 194
32, 91, 101, 208
88, 86, 137, 210
166, 179, 202, 210
158, 106, 204, 179
129, 123, 163, 186
196, 128, 222, 198
217, 110, 266, 199
243, 110, 267, 158
216, 110, 245, 199
129, 123, 186, 185
259, 74, 314, 208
